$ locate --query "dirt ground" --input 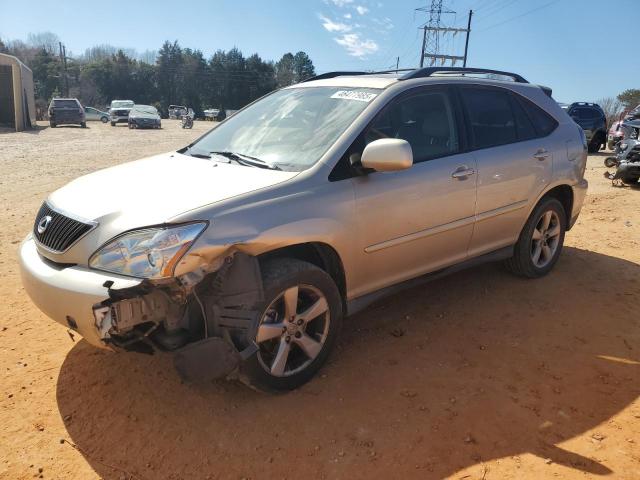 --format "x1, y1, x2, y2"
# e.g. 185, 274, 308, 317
0, 121, 638, 480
